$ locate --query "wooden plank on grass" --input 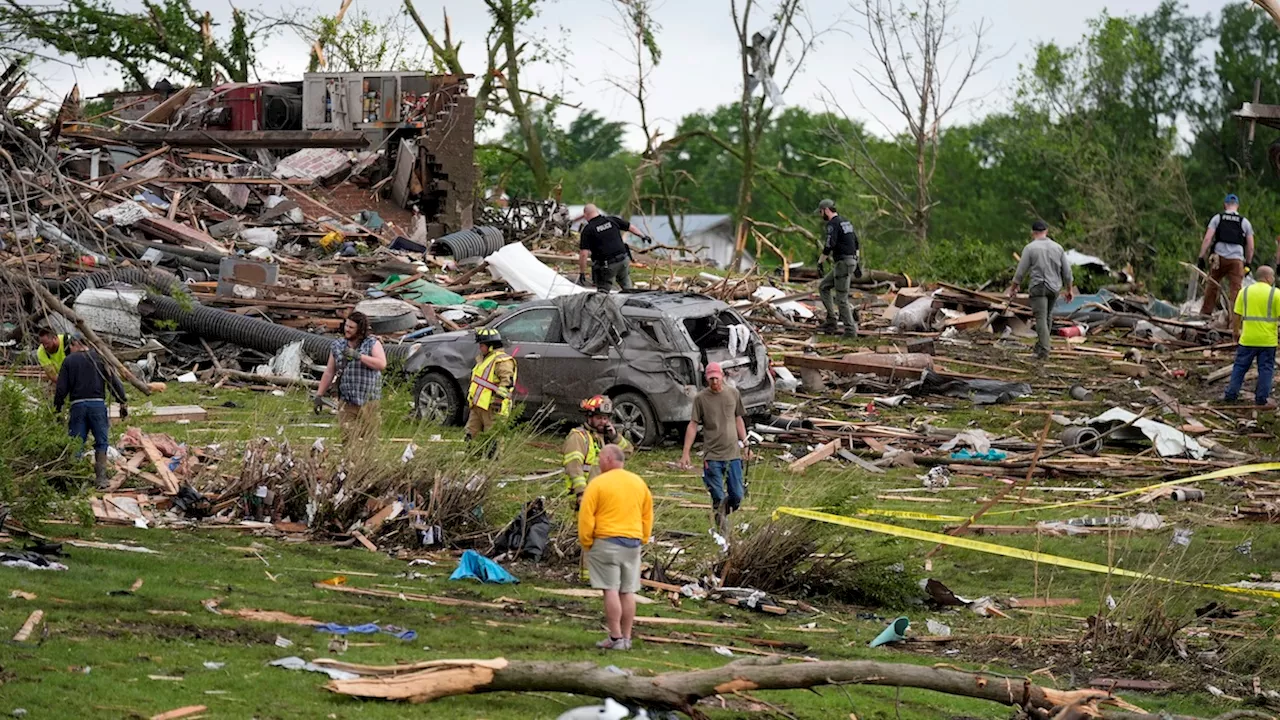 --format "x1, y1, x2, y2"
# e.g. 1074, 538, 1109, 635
788, 439, 840, 474
13, 609, 43, 641
351, 530, 378, 552
313, 582, 506, 610
150, 705, 208, 720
